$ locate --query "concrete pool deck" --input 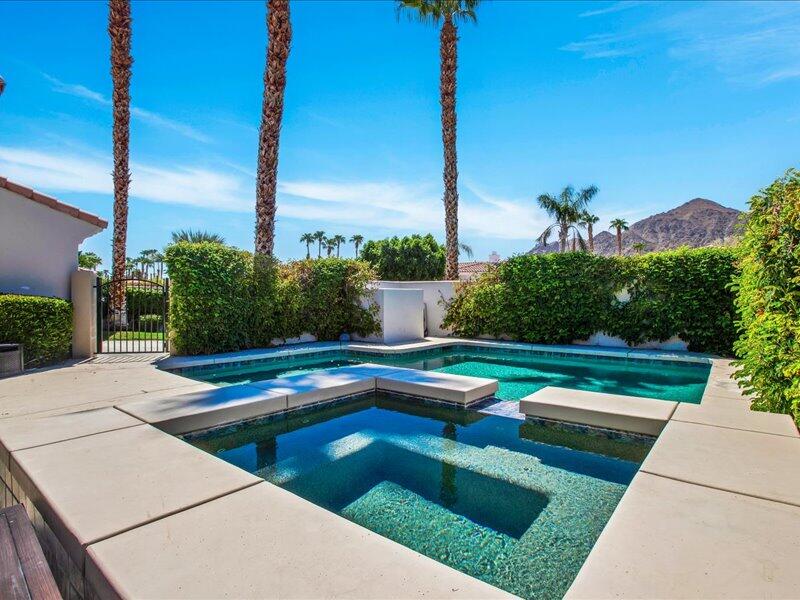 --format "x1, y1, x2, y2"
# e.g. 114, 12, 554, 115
0, 338, 797, 598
